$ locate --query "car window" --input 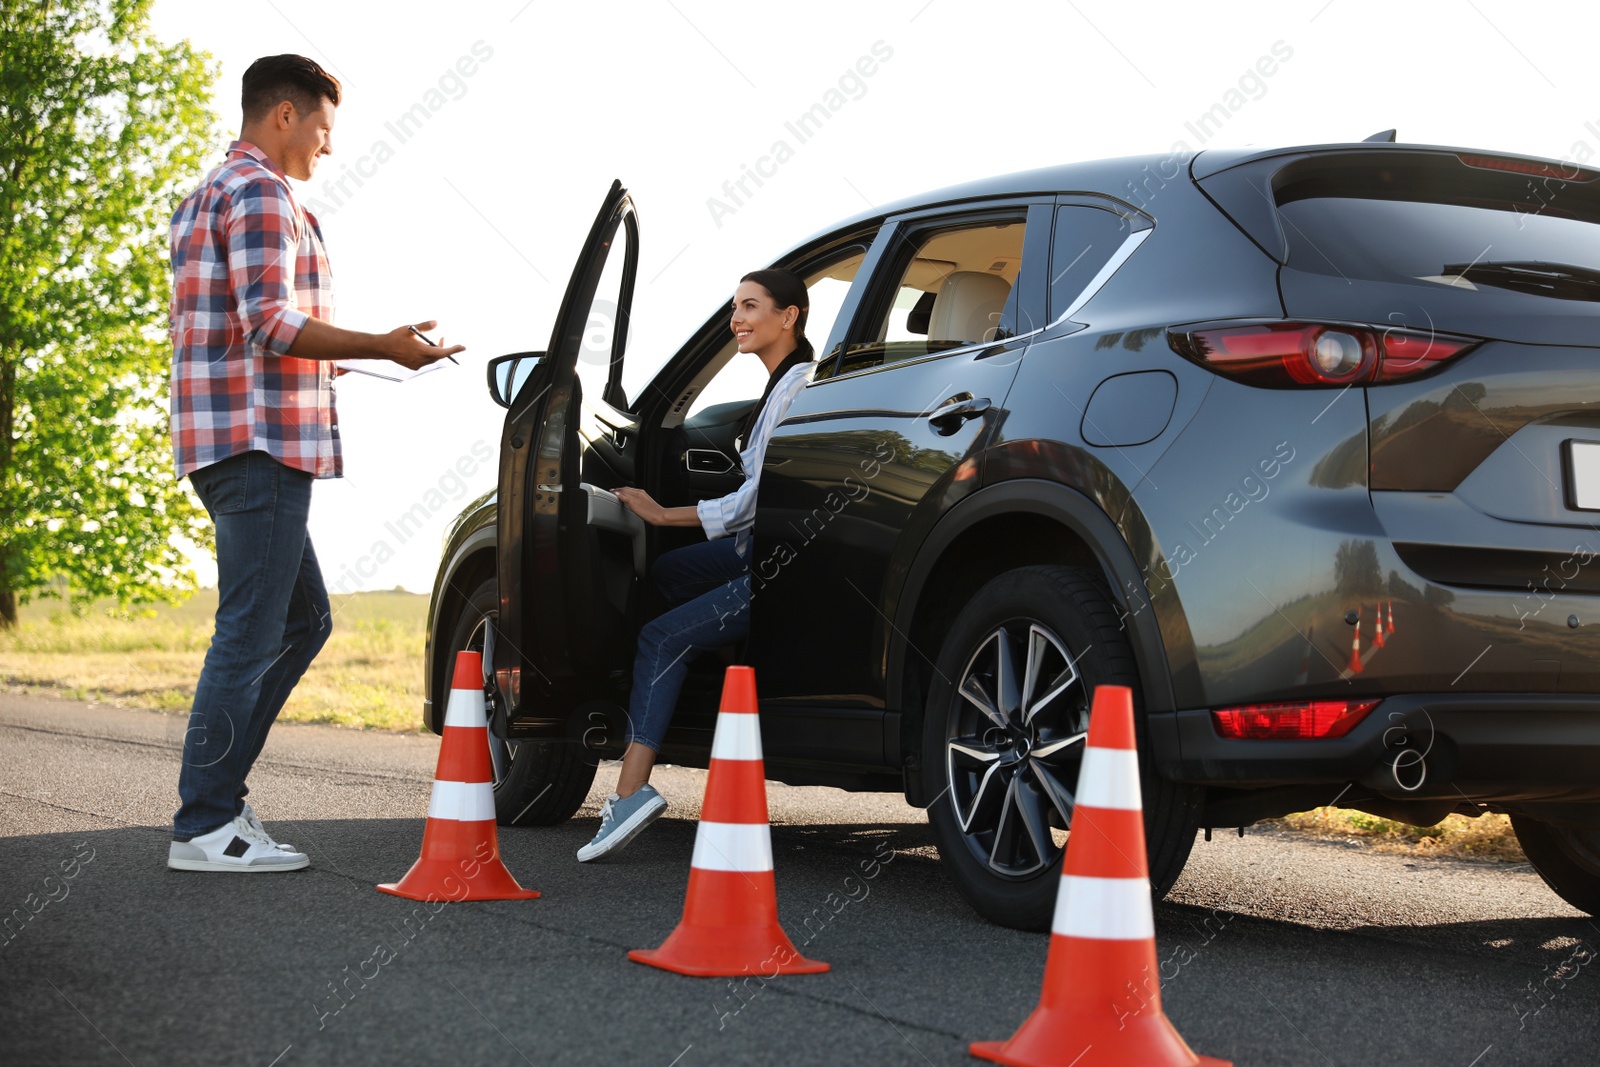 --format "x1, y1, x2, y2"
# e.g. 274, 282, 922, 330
828, 218, 1025, 378
682, 252, 865, 419
1050, 205, 1140, 321
1278, 196, 1600, 294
